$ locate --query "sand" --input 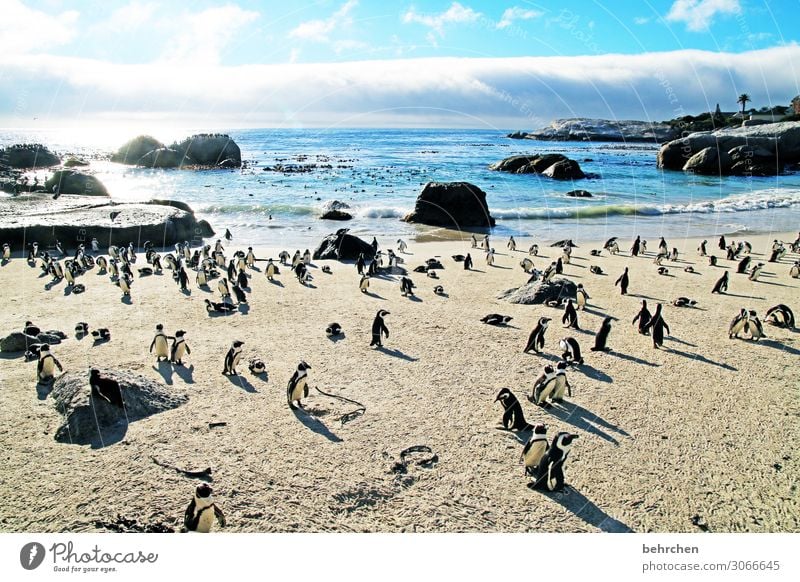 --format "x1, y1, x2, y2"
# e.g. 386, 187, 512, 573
0, 230, 798, 533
